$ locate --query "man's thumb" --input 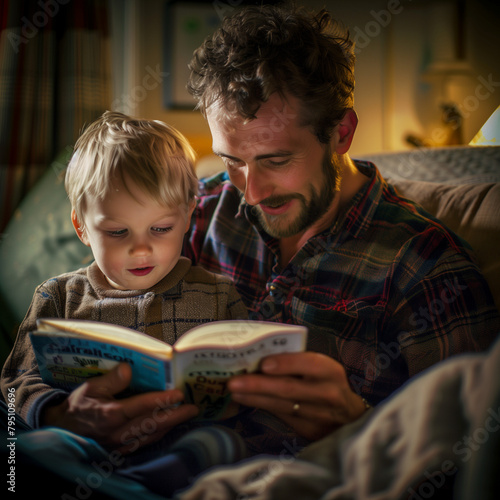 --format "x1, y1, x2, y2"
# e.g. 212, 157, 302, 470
86, 362, 132, 398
